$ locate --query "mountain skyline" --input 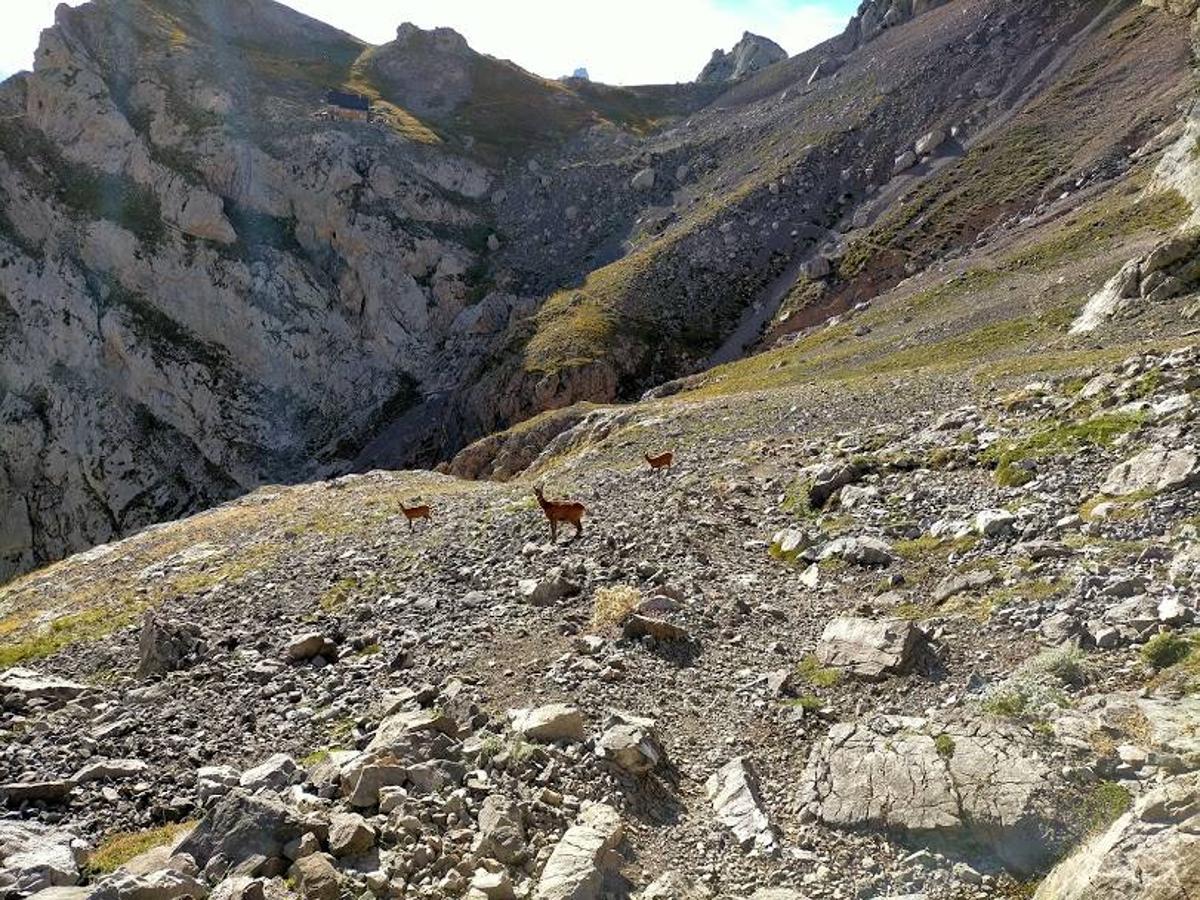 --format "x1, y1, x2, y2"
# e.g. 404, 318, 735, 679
0, 0, 857, 85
